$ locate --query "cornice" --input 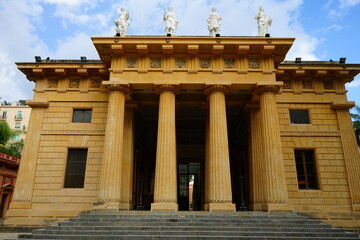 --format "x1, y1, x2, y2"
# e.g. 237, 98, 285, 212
25, 100, 49, 108
331, 101, 355, 110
